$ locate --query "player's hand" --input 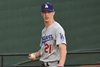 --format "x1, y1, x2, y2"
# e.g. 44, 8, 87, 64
57, 64, 64, 67
28, 53, 36, 61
